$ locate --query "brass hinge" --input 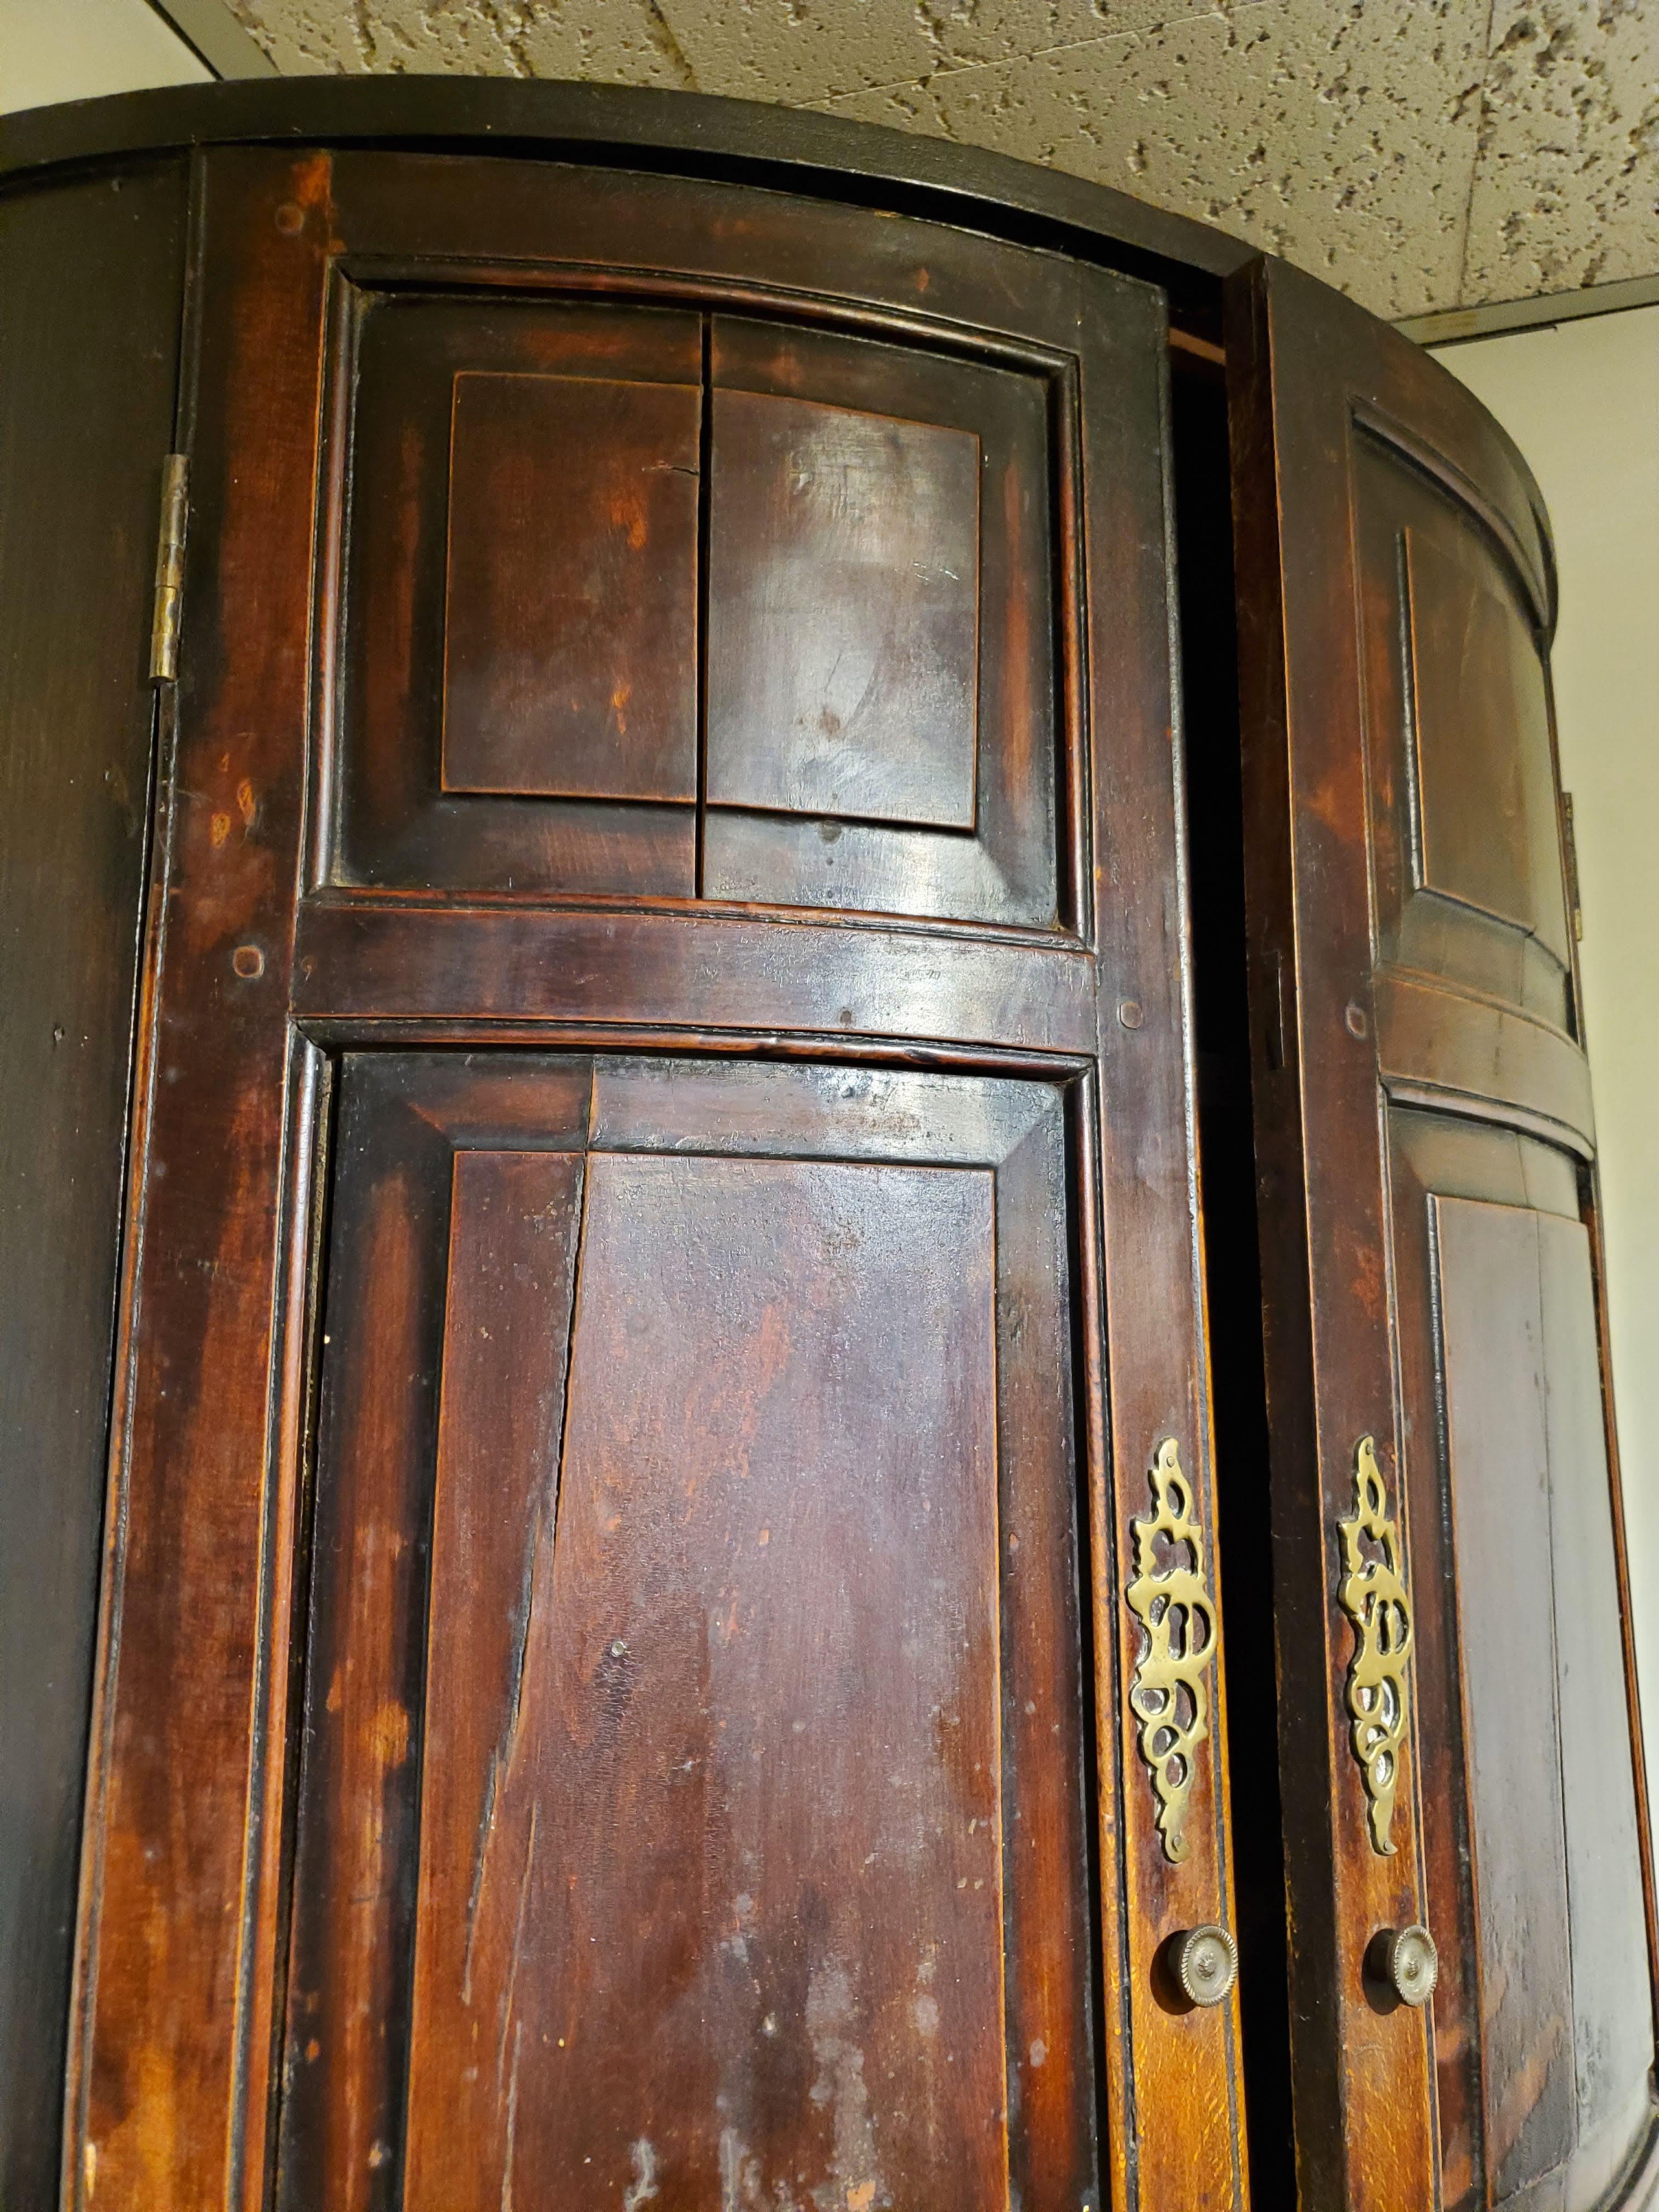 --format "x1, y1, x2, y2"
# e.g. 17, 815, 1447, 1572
149, 453, 189, 683
1561, 791, 1584, 943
